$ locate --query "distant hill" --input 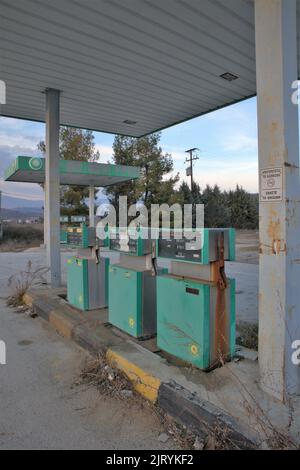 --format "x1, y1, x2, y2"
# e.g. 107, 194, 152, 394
0, 208, 42, 220
0, 192, 110, 220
